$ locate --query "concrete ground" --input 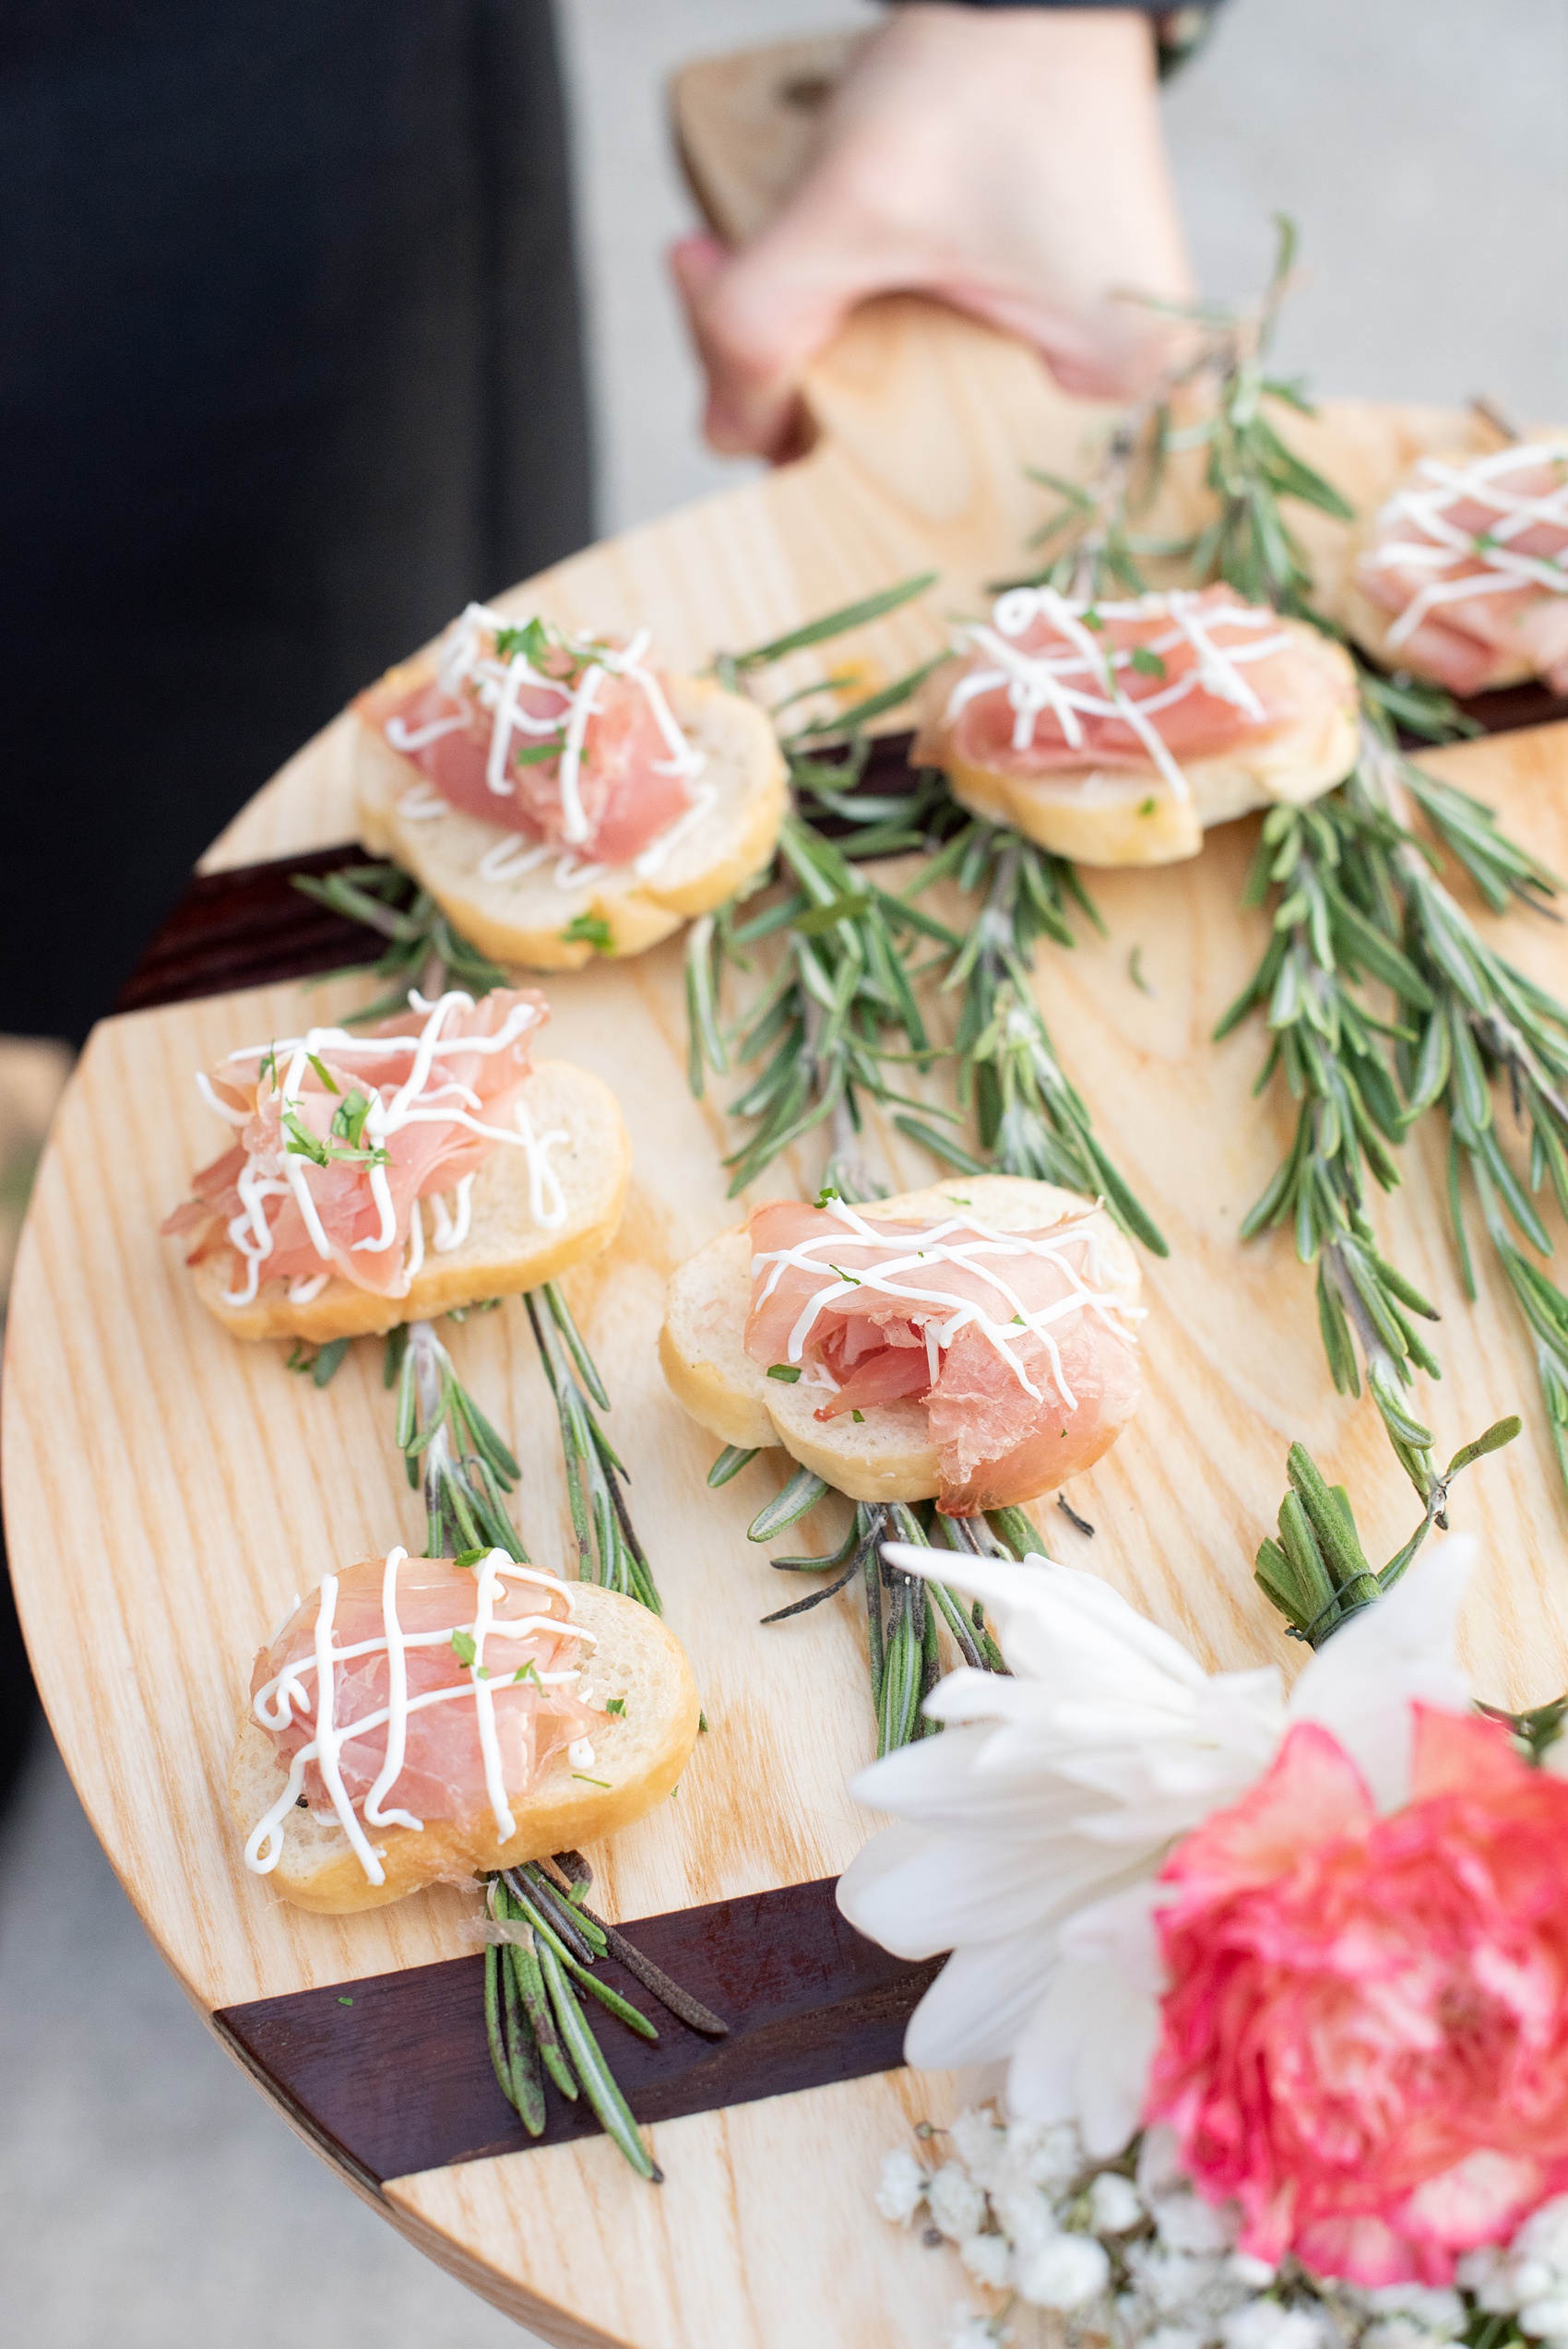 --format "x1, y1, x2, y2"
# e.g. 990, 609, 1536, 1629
3, 3, 1564, 2343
